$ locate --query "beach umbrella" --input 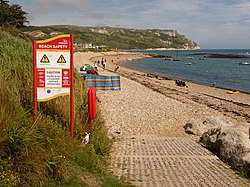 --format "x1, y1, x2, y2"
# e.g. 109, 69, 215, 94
80, 64, 93, 71
84, 63, 91, 67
